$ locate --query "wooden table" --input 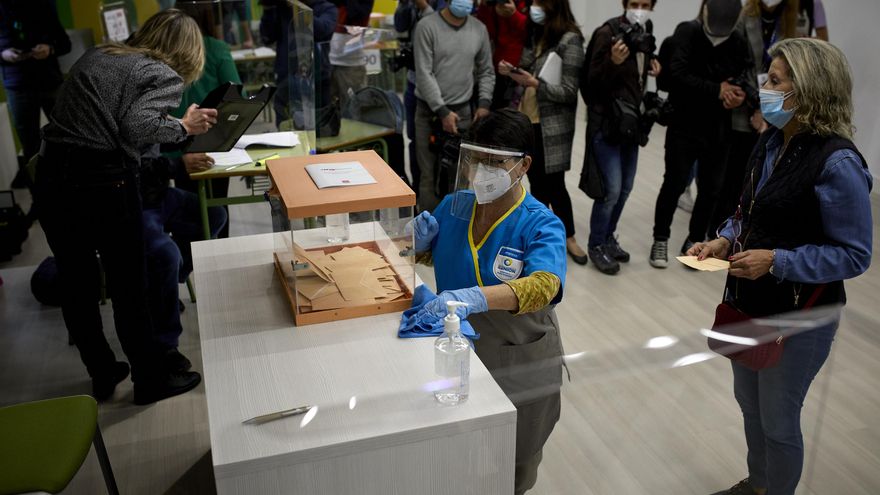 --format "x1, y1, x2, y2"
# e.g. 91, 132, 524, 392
189, 138, 308, 239
192, 233, 517, 495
